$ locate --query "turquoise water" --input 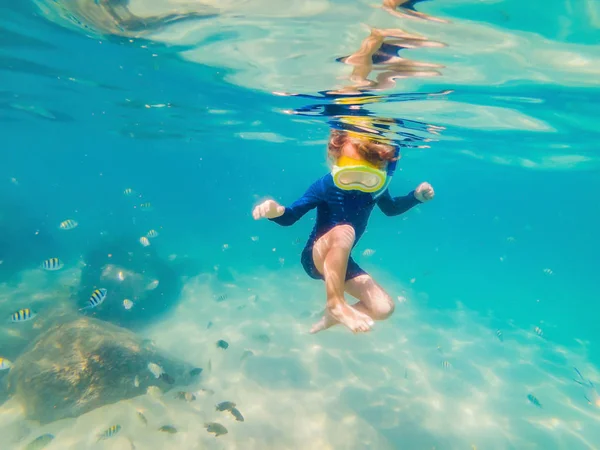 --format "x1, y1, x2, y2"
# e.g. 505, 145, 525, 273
1, 0, 599, 448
